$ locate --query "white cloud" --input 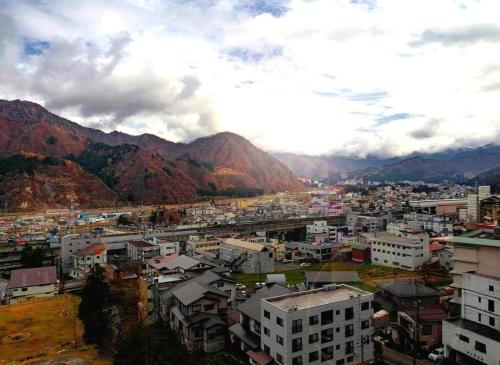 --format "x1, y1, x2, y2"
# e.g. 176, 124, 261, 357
1, 0, 500, 157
